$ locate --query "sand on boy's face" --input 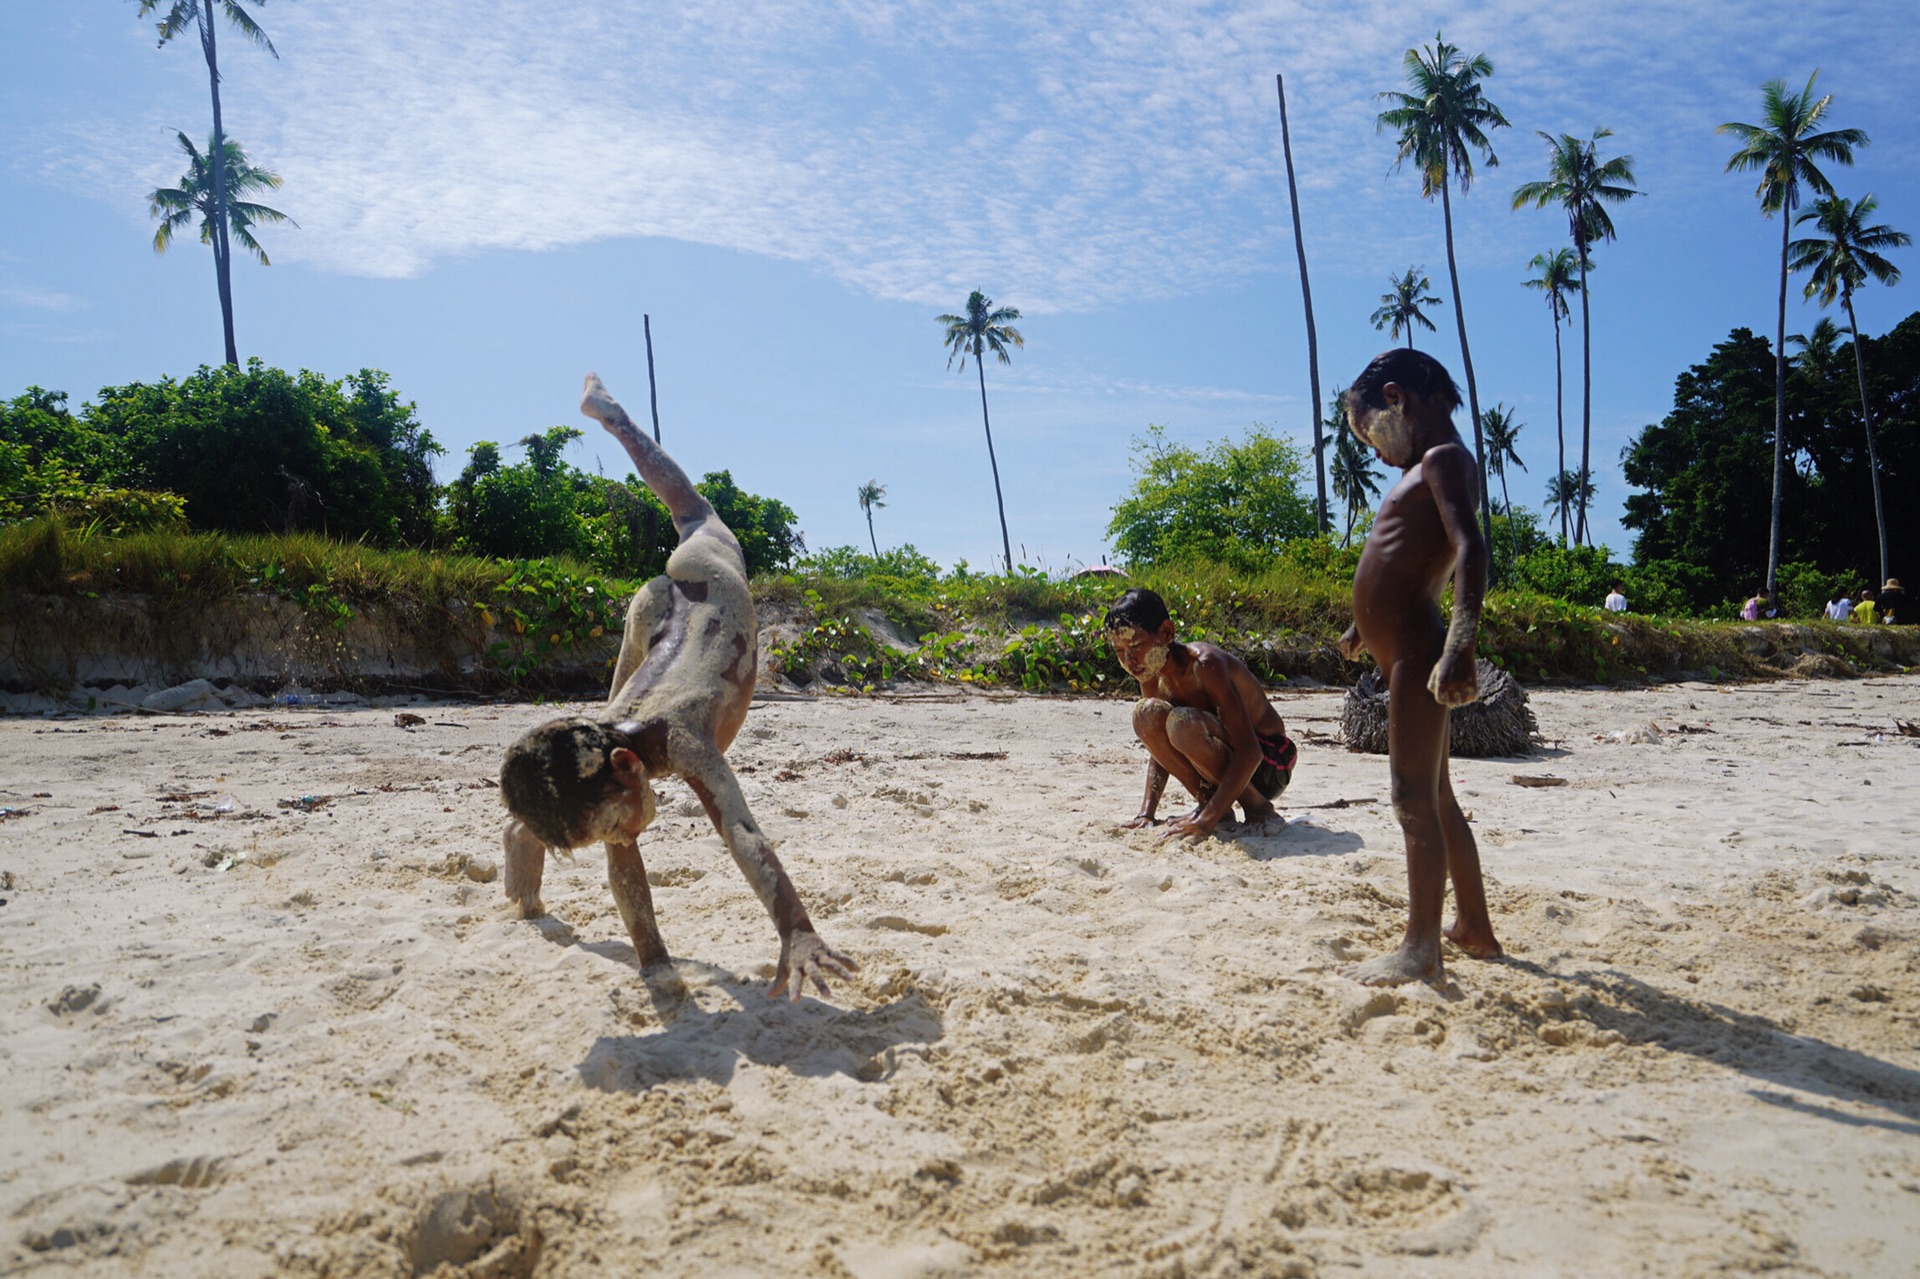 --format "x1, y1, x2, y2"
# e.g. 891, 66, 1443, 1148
1, 678, 1916, 1277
